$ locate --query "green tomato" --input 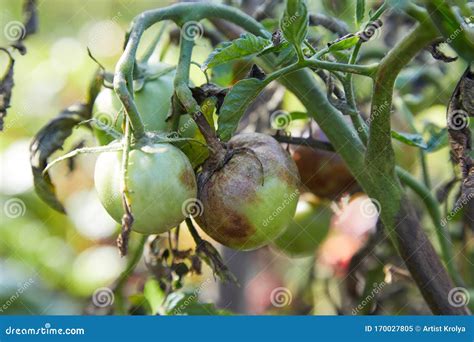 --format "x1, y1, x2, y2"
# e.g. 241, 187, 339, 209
175, 114, 209, 168
92, 63, 208, 168
94, 142, 197, 234
272, 201, 331, 258
92, 63, 175, 145
196, 133, 300, 251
